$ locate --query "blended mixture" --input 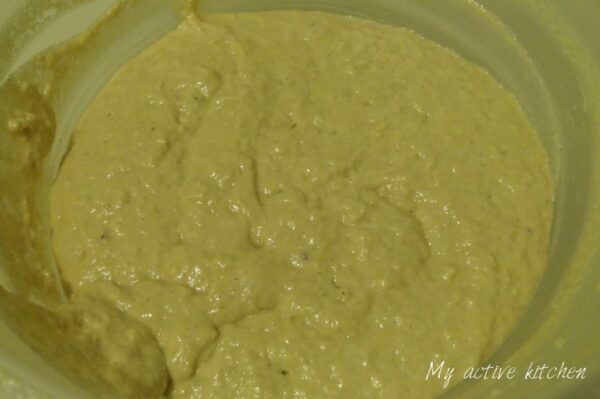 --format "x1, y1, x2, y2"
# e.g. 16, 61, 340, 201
49, 10, 553, 399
